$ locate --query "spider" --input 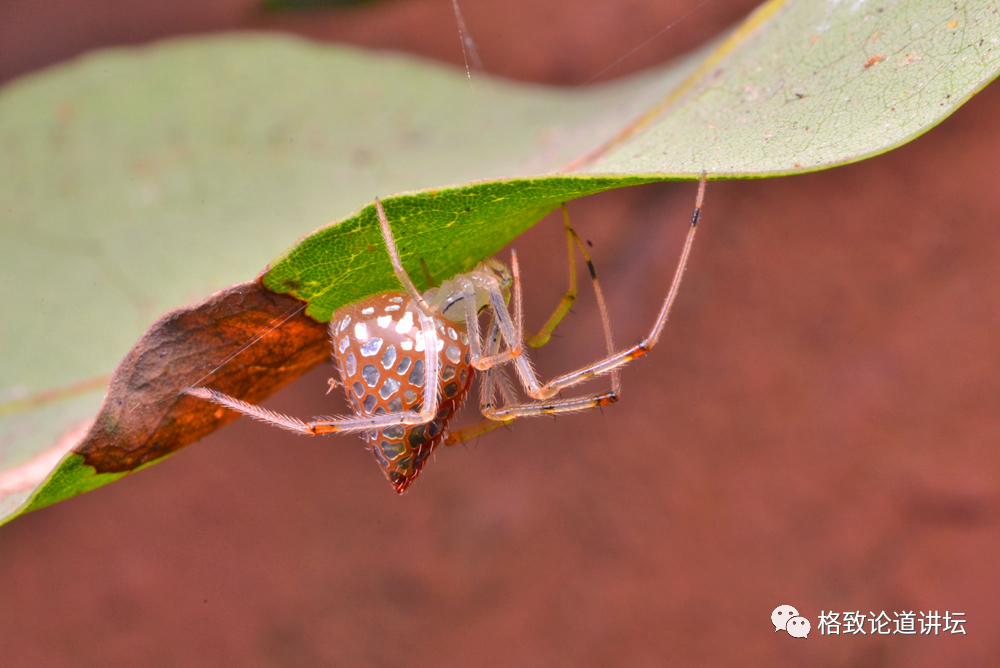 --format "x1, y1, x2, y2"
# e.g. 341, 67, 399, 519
187, 174, 706, 493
